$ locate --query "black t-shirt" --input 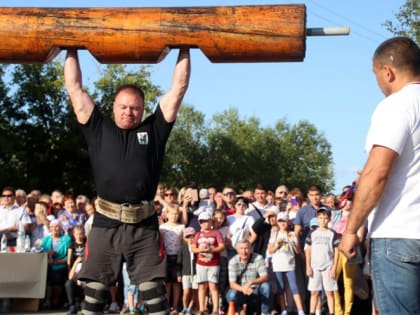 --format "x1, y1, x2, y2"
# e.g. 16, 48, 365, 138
69, 239, 86, 267
80, 105, 174, 227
